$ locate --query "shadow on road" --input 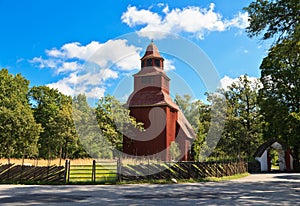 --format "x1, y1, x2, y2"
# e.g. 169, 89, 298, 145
0, 174, 299, 205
